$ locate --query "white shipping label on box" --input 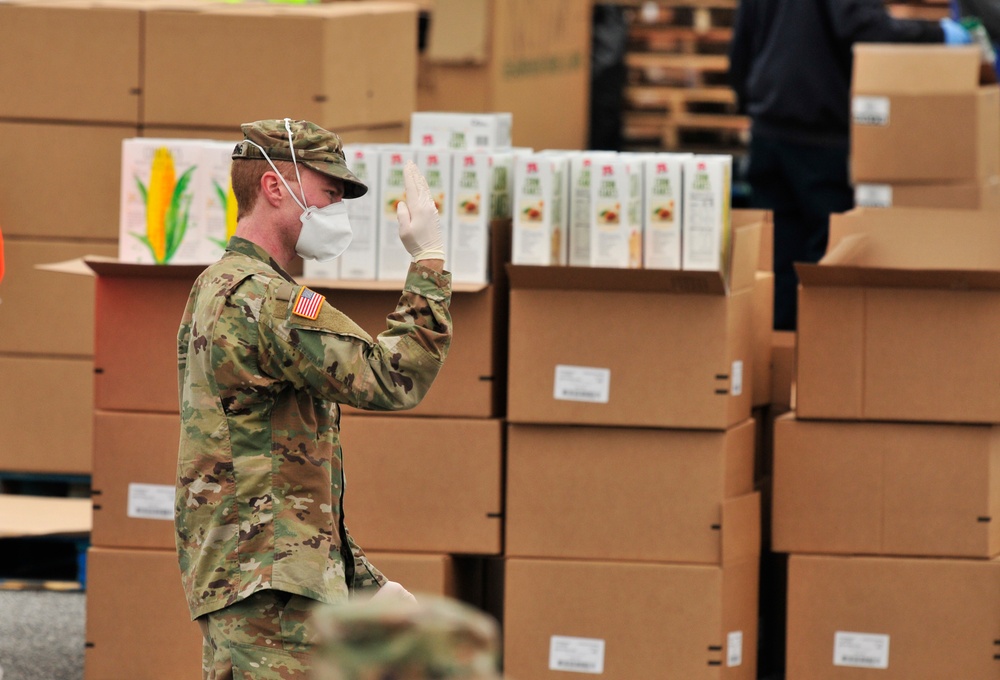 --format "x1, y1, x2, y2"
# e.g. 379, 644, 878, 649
854, 184, 893, 208
127, 483, 175, 521
549, 636, 605, 674
731, 360, 744, 396
833, 631, 890, 669
852, 96, 890, 126
554, 365, 611, 404
727, 631, 743, 667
